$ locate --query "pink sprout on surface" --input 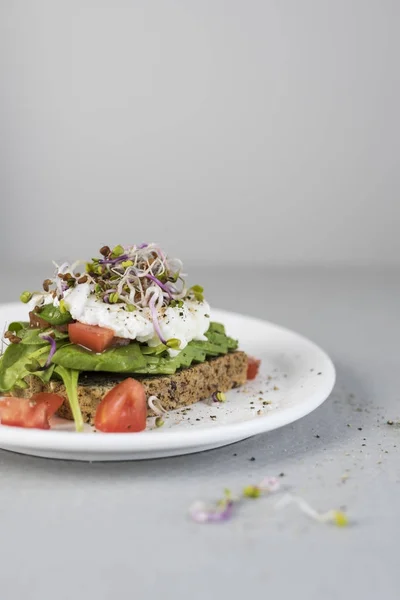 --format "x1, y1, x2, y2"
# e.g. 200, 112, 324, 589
189, 499, 234, 524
